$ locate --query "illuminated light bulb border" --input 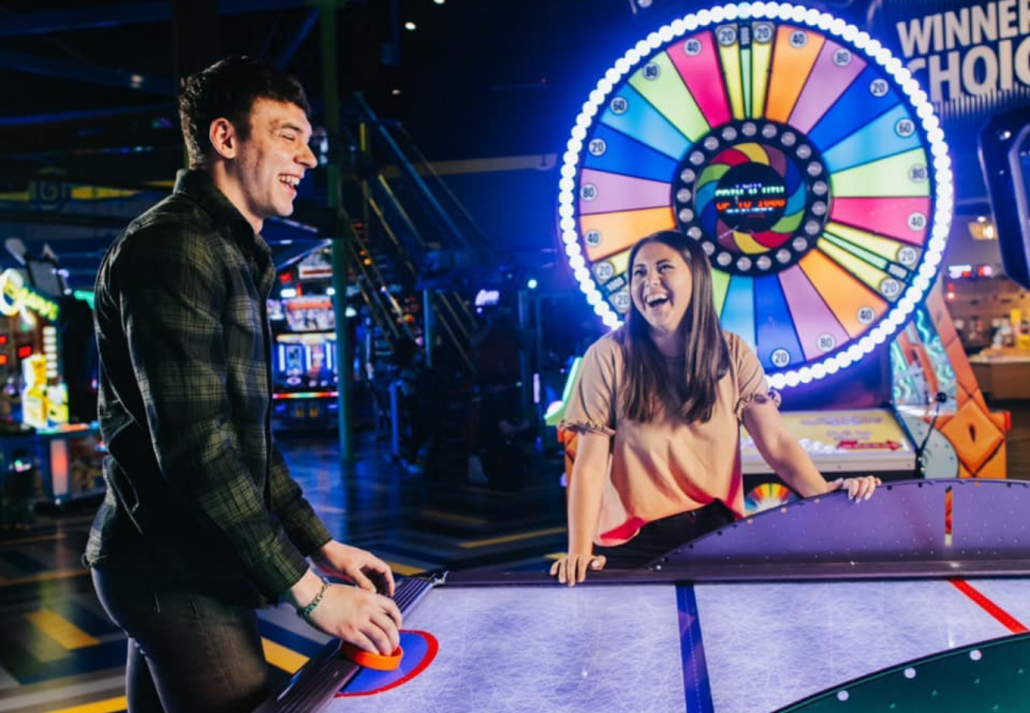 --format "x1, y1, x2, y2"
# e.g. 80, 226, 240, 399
557, 1, 952, 389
